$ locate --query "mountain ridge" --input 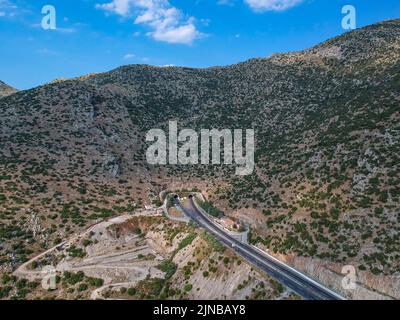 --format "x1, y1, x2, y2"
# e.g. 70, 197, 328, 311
21, 19, 400, 92
0, 19, 399, 299
0, 80, 17, 98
